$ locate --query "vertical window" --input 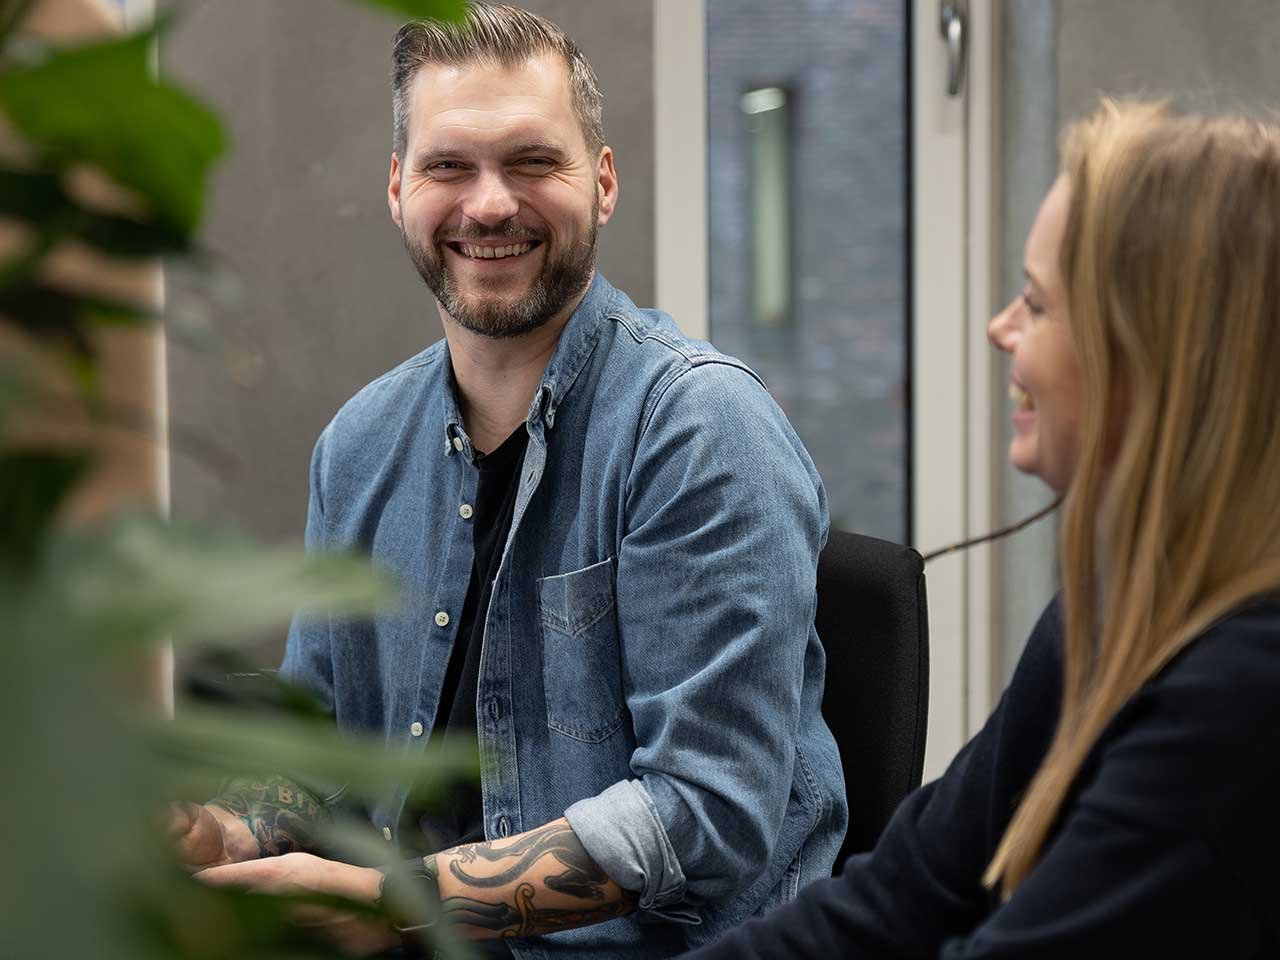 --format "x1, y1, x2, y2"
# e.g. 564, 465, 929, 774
707, 0, 909, 540
741, 86, 792, 329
